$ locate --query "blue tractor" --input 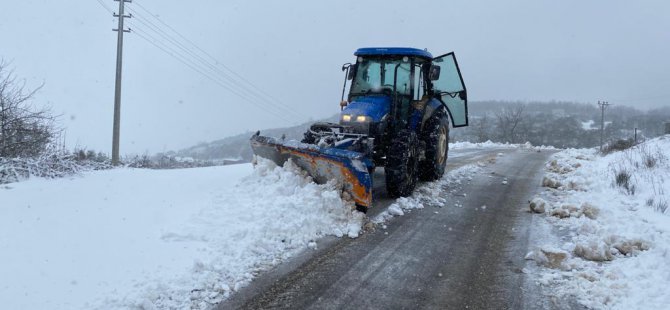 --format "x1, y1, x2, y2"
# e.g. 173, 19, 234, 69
251, 47, 468, 212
